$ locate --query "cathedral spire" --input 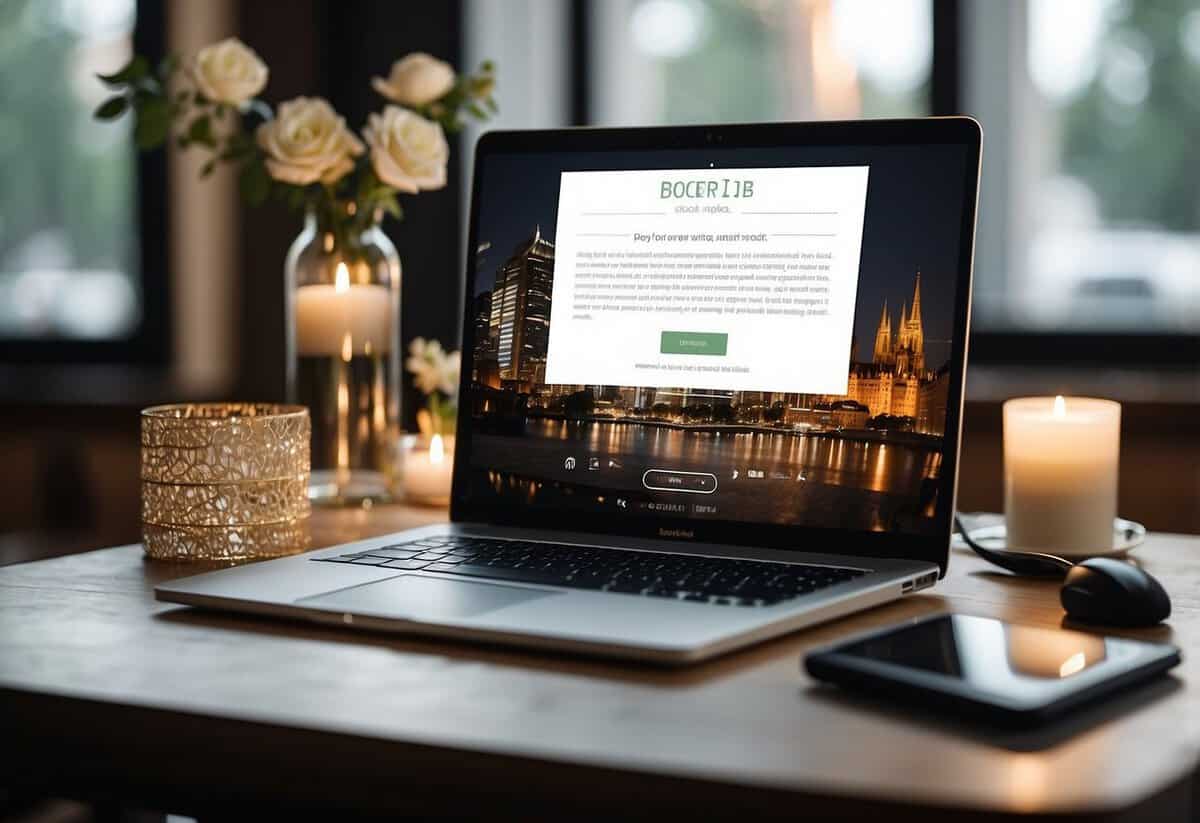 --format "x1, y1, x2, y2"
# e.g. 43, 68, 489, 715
906, 269, 925, 374
872, 300, 892, 365
910, 269, 922, 327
